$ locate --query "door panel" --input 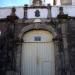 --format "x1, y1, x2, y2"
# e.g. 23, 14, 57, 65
22, 43, 37, 75
22, 42, 55, 75
37, 43, 55, 75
